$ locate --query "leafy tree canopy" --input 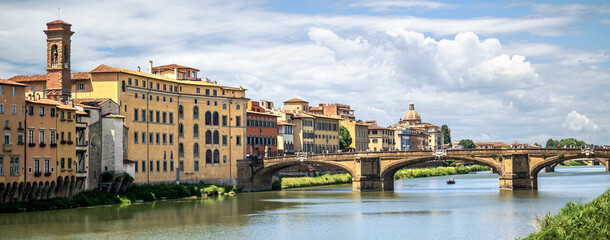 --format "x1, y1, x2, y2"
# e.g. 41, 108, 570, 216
441, 124, 451, 144
339, 125, 352, 150
458, 139, 476, 149
545, 138, 587, 148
